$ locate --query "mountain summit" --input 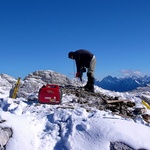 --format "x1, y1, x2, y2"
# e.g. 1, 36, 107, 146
95, 75, 150, 92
